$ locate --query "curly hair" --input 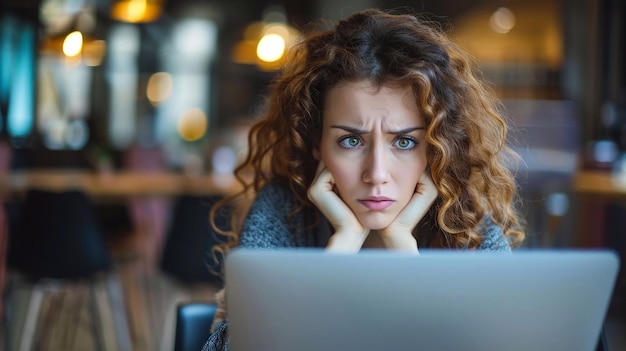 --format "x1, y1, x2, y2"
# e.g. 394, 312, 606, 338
210, 8, 524, 257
